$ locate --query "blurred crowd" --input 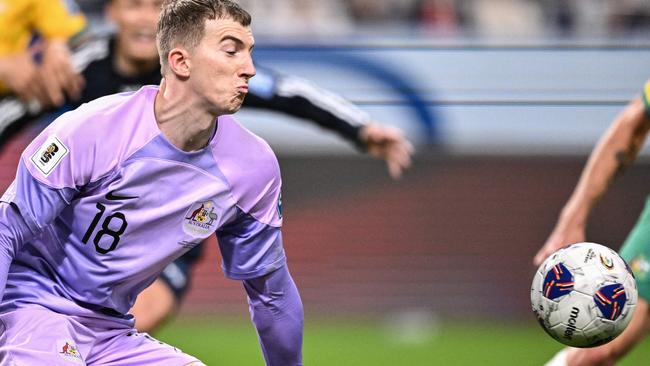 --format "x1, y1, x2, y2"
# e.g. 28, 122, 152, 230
74, 0, 650, 37
1, 0, 649, 124
0, 0, 650, 114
